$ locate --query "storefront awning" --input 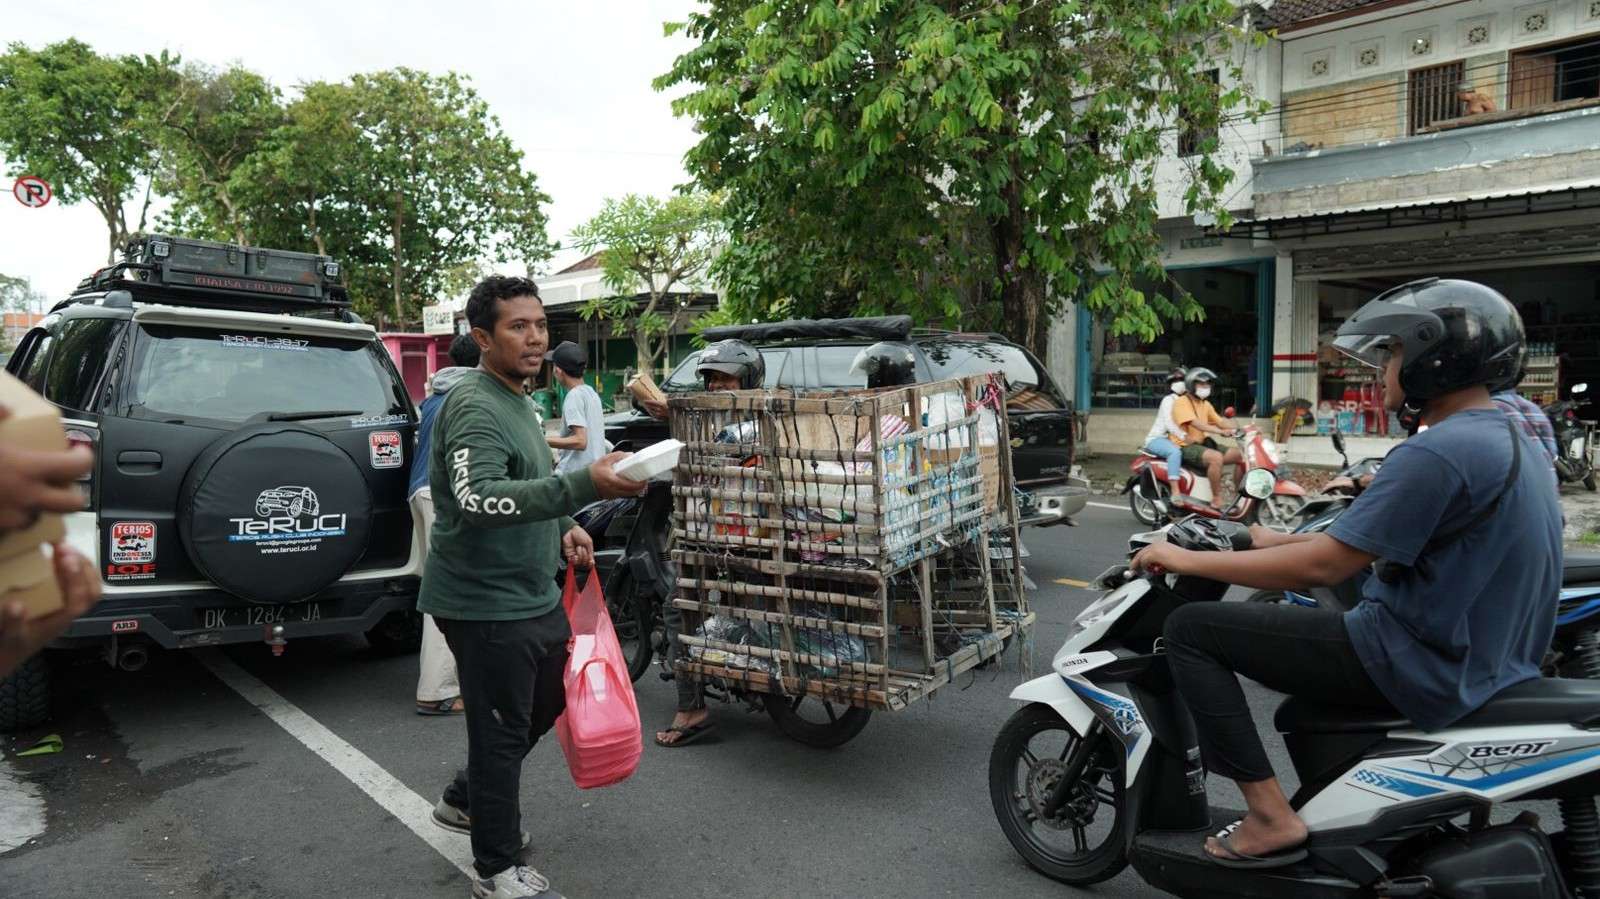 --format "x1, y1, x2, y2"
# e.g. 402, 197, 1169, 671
1219, 182, 1600, 241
